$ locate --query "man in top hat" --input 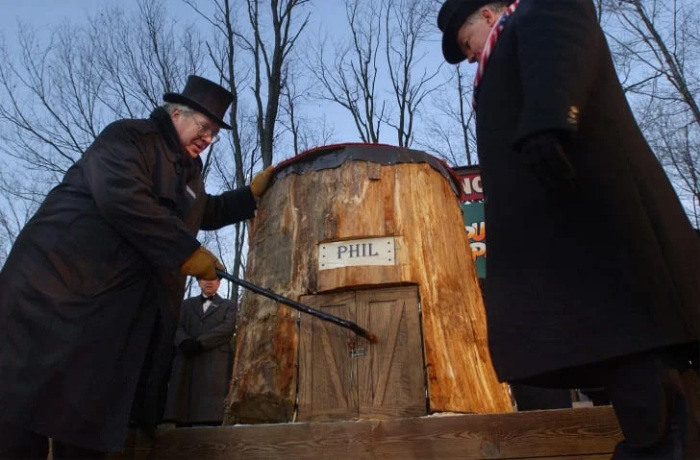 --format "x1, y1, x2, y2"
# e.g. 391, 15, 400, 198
0, 75, 274, 459
437, 0, 700, 458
